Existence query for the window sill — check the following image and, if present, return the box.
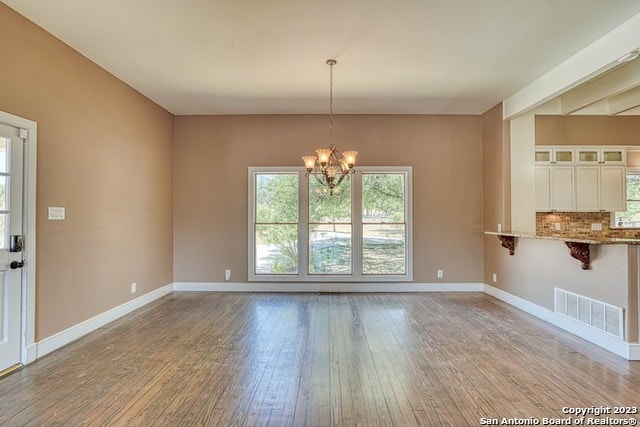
[248,275,413,283]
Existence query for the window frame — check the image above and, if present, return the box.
[248,166,413,282]
[612,167,640,229]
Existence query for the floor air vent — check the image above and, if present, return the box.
[554,288,623,339]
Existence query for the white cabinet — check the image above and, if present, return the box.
[535,148,575,165]
[575,166,626,212]
[575,166,600,211]
[600,166,626,211]
[535,166,575,212]
[535,145,627,213]
[575,147,626,165]
[535,167,551,211]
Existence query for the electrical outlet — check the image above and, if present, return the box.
[492,273,497,283]
[131,282,137,293]
[225,269,231,281]
[554,223,561,231]
[437,269,443,279]
[497,223,502,232]
[591,223,603,231]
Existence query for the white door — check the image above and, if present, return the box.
[0,122,25,372]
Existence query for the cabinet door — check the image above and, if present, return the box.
[600,166,626,211]
[535,167,552,211]
[536,148,574,164]
[563,147,625,164]
[553,148,574,164]
[551,166,575,211]
[576,148,600,164]
[575,166,600,211]
[600,148,626,165]
[535,149,553,164]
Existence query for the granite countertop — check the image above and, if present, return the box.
[483,231,640,245]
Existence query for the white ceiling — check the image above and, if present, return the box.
[4,0,640,115]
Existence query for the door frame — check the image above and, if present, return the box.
[0,110,37,365]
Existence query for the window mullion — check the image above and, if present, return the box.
[352,171,363,279]
[299,171,309,279]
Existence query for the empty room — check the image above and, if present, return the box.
[1,1,640,425]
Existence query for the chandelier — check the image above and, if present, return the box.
[302,59,358,194]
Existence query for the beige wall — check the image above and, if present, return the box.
[536,115,640,145]
[488,237,630,315]
[482,104,510,234]
[628,150,640,168]
[0,3,174,340]
[174,115,484,284]
[484,106,639,342]
[482,104,512,285]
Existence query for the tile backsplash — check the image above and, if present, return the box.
[536,212,640,238]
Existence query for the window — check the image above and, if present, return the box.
[308,177,353,275]
[362,173,407,275]
[254,173,299,274]
[249,166,412,281]
[613,171,640,228]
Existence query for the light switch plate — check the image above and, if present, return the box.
[591,223,603,231]
[48,207,65,220]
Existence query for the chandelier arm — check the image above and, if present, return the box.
[334,173,348,188]
[329,147,340,163]
[312,170,327,188]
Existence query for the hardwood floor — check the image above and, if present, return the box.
[1,292,639,426]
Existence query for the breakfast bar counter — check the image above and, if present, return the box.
[484,231,640,270]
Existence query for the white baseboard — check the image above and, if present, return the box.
[483,284,638,361]
[25,343,37,364]
[173,282,484,293]
[32,284,173,360]
[629,344,640,360]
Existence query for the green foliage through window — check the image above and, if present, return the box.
[362,174,406,275]
[255,174,298,274]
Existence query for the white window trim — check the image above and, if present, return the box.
[611,167,640,229]
[248,166,413,282]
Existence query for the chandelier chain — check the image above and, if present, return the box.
[329,60,333,149]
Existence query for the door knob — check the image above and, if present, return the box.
[10,260,24,269]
